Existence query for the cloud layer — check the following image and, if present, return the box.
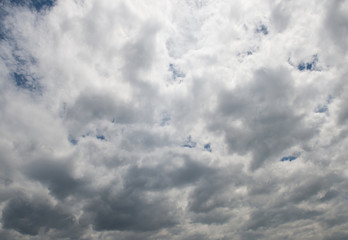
[1,0,348,239]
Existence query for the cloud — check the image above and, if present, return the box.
[81,189,177,232]
[0,0,348,239]
[1,195,80,237]
[24,158,85,199]
[124,154,214,191]
[212,67,316,170]
[325,0,348,52]
[246,205,322,231]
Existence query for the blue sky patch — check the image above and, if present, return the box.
[160,112,171,126]
[68,136,78,145]
[169,64,185,80]
[204,143,212,152]
[297,54,320,72]
[327,95,333,104]
[13,72,41,91]
[96,135,106,140]
[280,156,297,162]
[8,49,42,92]
[182,136,196,148]
[298,63,306,71]
[315,104,328,113]
[256,24,268,35]
[9,0,56,12]
[0,8,8,40]
[31,0,56,12]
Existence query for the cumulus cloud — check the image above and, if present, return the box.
[0,0,348,239]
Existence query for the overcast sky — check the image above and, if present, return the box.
[1,0,348,239]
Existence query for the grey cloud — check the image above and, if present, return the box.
[247,177,279,196]
[64,89,154,139]
[319,189,339,202]
[248,172,344,214]
[120,20,161,111]
[2,195,79,236]
[324,232,348,240]
[325,0,348,52]
[323,215,348,228]
[0,230,13,240]
[189,178,230,213]
[245,205,322,231]
[180,233,210,240]
[82,188,177,232]
[242,171,347,237]
[120,129,171,152]
[285,174,341,205]
[212,67,316,170]
[0,144,14,187]
[192,209,231,225]
[120,18,161,103]
[240,231,264,240]
[124,155,215,191]
[24,159,84,199]
[335,72,348,126]
[248,171,344,210]
[188,164,245,213]
[66,91,138,125]
[122,20,160,74]
[271,3,290,32]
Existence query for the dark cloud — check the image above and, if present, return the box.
[24,159,84,199]
[124,155,214,191]
[211,67,316,170]
[181,233,211,240]
[188,164,245,213]
[192,209,231,225]
[324,232,348,240]
[336,73,348,126]
[323,215,348,228]
[242,171,348,237]
[240,231,265,240]
[82,188,177,232]
[189,177,230,213]
[284,174,341,205]
[2,195,78,236]
[0,145,14,187]
[319,189,339,202]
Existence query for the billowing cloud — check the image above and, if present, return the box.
[1,0,348,239]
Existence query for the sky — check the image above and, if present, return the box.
[0,0,348,239]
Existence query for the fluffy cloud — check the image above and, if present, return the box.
[1,0,348,239]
